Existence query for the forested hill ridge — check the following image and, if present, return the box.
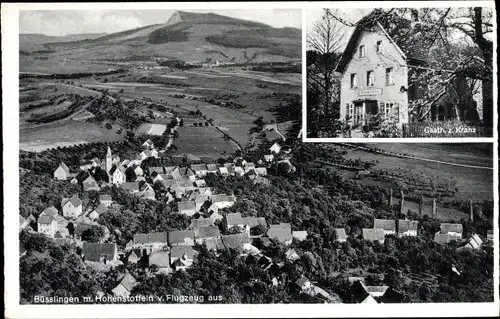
[19,10,302,63]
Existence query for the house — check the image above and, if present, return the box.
[53,162,71,180]
[398,220,418,237]
[194,226,221,245]
[336,14,413,128]
[242,216,267,233]
[61,195,83,219]
[142,139,154,149]
[458,234,483,250]
[112,273,138,297]
[133,165,144,177]
[109,166,127,185]
[149,251,173,274]
[285,248,300,262]
[190,164,208,177]
[121,159,131,168]
[243,162,256,172]
[210,211,224,223]
[263,154,274,163]
[81,242,118,264]
[206,164,218,174]
[168,230,195,246]
[170,246,195,271]
[82,175,100,191]
[218,167,230,176]
[221,233,251,255]
[204,237,225,251]
[362,228,385,243]
[487,230,493,240]
[270,142,282,154]
[140,149,158,161]
[295,276,313,292]
[211,194,236,209]
[139,183,156,200]
[153,173,170,183]
[121,182,140,193]
[133,232,168,256]
[439,223,463,239]
[226,213,244,230]
[349,280,389,303]
[172,167,196,182]
[177,201,197,216]
[373,219,396,236]
[334,228,348,242]
[125,250,140,265]
[37,215,58,237]
[40,206,58,217]
[267,223,293,246]
[194,179,206,188]
[234,166,245,176]
[254,167,268,176]
[89,203,106,220]
[149,167,165,176]
[189,217,214,230]
[292,231,308,241]
[434,232,460,244]
[99,195,112,207]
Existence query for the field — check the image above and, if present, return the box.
[341,144,493,202]
[19,120,123,152]
[173,126,239,157]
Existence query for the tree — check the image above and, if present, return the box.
[81,225,104,243]
[307,9,345,120]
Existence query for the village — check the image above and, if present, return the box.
[19,114,494,303]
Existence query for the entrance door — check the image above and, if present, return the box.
[353,102,363,126]
[365,100,379,126]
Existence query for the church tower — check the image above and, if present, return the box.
[106,146,113,182]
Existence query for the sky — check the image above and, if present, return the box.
[306,9,372,51]
[19,9,302,36]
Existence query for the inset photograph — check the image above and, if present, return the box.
[306,7,494,138]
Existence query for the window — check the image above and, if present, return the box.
[350,73,357,88]
[376,41,383,53]
[384,102,394,119]
[367,71,374,86]
[359,45,365,58]
[386,67,394,85]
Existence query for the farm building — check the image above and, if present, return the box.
[292,231,308,241]
[398,220,418,237]
[194,226,221,245]
[267,223,293,246]
[177,201,197,216]
[149,251,172,274]
[112,273,138,298]
[362,228,385,243]
[170,246,195,271]
[439,223,463,239]
[168,230,195,246]
[373,219,396,235]
[221,233,251,255]
[99,195,112,207]
[133,232,168,256]
[81,242,118,264]
[335,228,348,242]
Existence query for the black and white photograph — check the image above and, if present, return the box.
[2,2,498,318]
[305,7,495,138]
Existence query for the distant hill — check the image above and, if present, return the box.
[19,33,107,53]
[19,11,301,63]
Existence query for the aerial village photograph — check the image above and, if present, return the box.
[3,2,496,315]
[305,7,494,138]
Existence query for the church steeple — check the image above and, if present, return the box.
[106,146,113,182]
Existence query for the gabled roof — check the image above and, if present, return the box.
[212,194,235,203]
[242,216,267,228]
[133,232,168,244]
[122,182,140,192]
[440,223,463,234]
[178,201,196,211]
[206,164,218,171]
[292,231,308,241]
[335,11,408,74]
[168,230,195,246]
[295,276,310,288]
[398,220,418,232]
[38,215,55,225]
[171,246,194,259]
[56,162,70,174]
[42,206,58,216]
[110,165,126,176]
[99,194,112,202]
[82,242,116,262]
[194,226,221,239]
[204,237,225,251]
[434,232,459,244]
[93,203,107,214]
[62,195,82,208]
[118,273,137,292]
[82,175,98,186]
[221,233,251,253]
[149,251,171,268]
[226,213,243,225]
[335,228,348,241]
[362,228,385,242]
[267,224,292,244]
[374,219,396,231]
[191,164,208,172]
[189,217,214,229]
[254,167,267,176]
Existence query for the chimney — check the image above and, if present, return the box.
[469,200,474,222]
[400,190,405,215]
[432,198,437,218]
